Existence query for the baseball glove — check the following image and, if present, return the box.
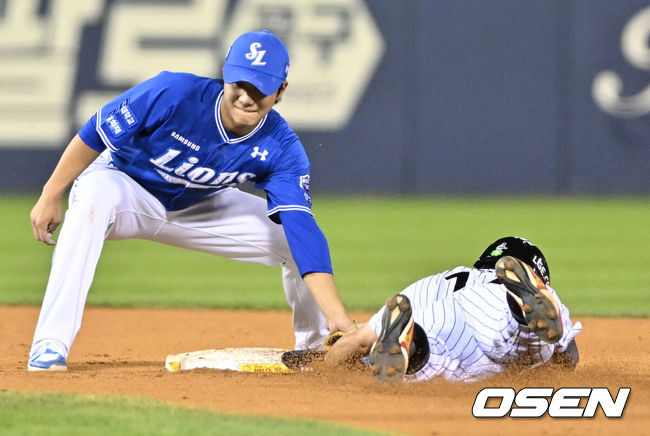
[322,320,358,350]
[323,331,345,350]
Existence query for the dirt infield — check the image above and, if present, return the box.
[2,306,648,435]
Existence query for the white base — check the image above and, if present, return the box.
[165,347,292,373]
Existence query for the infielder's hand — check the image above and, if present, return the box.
[329,316,359,337]
[27,134,100,246]
[323,320,359,350]
[30,193,63,245]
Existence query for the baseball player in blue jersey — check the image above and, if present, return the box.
[28,30,356,372]
[321,237,582,383]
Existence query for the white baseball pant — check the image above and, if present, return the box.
[31,153,329,358]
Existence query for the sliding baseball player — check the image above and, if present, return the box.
[320,237,582,383]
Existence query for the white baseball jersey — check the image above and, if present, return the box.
[368,267,582,382]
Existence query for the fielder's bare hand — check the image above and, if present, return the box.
[29,135,101,246]
[30,191,63,245]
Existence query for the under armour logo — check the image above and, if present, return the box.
[245,42,267,66]
[251,146,268,161]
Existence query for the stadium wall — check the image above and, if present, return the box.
[1,0,648,194]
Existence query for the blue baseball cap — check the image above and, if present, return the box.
[223,30,290,95]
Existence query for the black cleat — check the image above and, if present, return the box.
[496,256,563,343]
[369,294,415,384]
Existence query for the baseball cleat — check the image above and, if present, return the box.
[369,294,414,384]
[28,342,68,372]
[495,256,563,343]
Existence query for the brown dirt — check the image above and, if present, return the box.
[1,306,648,435]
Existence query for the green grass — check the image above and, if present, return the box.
[1,194,648,316]
[0,391,387,436]
[1,194,648,434]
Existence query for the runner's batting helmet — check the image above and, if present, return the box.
[474,236,550,285]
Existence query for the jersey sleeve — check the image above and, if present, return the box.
[82,71,178,153]
[78,113,105,152]
[255,138,313,223]
[279,210,333,276]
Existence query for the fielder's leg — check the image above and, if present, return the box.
[152,188,329,350]
[30,156,167,369]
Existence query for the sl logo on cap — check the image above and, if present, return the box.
[245,42,267,66]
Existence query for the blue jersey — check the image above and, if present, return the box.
[79,71,330,276]
[79,71,312,216]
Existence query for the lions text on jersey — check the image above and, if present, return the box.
[80,71,312,216]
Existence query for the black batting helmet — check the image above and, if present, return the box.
[473,236,550,285]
